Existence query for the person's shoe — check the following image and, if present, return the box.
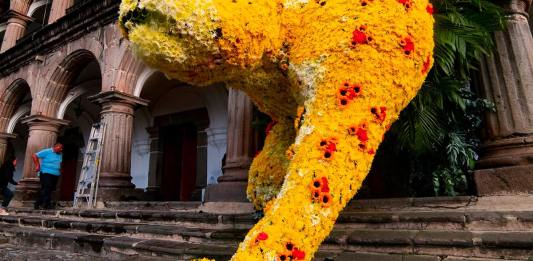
[0,208,9,216]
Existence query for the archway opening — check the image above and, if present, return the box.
[133,71,227,201]
[1,80,32,193]
[25,0,51,35]
[55,57,101,201]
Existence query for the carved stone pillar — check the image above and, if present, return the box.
[48,0,75,24]
[0,11,32,53]
[0,132,17,165]
[89,91,148,201]
[15,115,68,201]
[475,0,533,195]
[205,89,253,202]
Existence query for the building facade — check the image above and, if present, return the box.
[0,0,531,205]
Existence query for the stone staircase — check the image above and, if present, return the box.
[0,196,532,260]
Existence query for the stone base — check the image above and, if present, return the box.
[204,182,249,202]
[474,164,533,196]
[95,188,145,203]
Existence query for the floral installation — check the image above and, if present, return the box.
[119,0,434,260]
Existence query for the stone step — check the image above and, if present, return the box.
[10,208,256,227]
[102,201,202,210]
[0,222,530,260]
[0,214,247,244]
[323,229,533,260]
[10,207,533,231]
[0,224,234,260]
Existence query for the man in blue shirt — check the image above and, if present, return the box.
[32,143,63,209]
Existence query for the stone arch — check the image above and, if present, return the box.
[25,0,52,35]
[34,49,101,117]
[27,0,51,17]
[108,48,146,94]
[0,78,32,133]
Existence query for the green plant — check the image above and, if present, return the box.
[387,0,504,196]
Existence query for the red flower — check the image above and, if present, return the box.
[422,54,431,74]
[356,127,369,143]
[321,177,330,193]
[368,148,376,155]
[257,232,268,241]
[403,37,414,54]
[426,3,434,14]
[352,30,367,45]
[265,121,277,136]
[292,248,306,260]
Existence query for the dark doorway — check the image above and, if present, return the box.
[58,127,84,201]
[159,124,198,201]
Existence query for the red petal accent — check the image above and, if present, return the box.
[257,232,268,241]
[321,177,330,193]
[352,30,367,44]
[292,248,306,260]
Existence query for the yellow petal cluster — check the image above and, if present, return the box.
[119,0,434,260]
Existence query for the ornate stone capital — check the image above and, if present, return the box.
[89,90,149,107]
[503,0,532,16]
[89,90,149,116]
[21,115,69,132]
[0,132,17,140]
[5,10,33,26]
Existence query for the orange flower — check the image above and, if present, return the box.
[311,189,321,203]
[321,194,333,207]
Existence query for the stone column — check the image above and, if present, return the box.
[205,89,254,202]
[89,90,148,201]
[47,0,75,24]
[0,11,32,53]
[0,132,17,165]
[475,0,533,195]
[15,115,68,201]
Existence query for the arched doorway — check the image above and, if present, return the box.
[52,53,102,201]
[132,71,228,201]
[0,80,32,193]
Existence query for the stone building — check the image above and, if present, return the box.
[0,0,531,207]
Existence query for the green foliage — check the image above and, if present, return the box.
[388,0,504,196]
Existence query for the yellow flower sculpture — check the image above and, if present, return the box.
[119,0,434,260]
